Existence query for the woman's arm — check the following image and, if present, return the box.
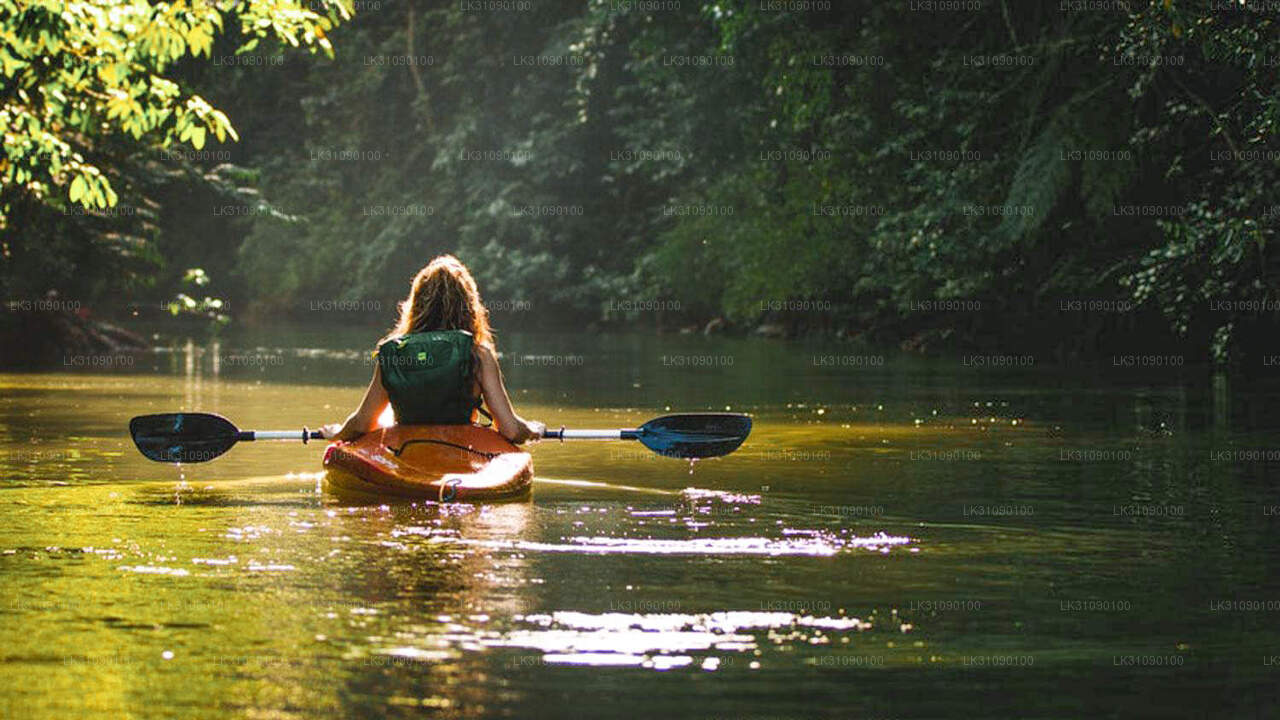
[321,363,390,441]
[476,344,544,444]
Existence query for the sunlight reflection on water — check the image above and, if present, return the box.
[436,532,911,556]
[378,610,886,672]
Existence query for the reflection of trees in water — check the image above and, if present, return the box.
[332,502,537,714]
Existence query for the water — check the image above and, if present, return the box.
[3,327,1280,718]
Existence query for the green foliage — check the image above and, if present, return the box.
[0,0,348,219]
[6,0,1277,362]
[0,0,349,313]
[1112,2,1280,360]
[167,267,229,332]
[627,1,1278,358]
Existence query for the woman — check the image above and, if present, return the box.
[321,255,544,444]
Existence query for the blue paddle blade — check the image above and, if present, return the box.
[634,413,752,459]
[129,413,241,463]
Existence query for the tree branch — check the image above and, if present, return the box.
[406,4,432,132]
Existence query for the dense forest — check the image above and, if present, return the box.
[3,0,1278,363]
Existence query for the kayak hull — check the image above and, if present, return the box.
[322,425,532,502]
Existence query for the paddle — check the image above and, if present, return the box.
[542,413,752,459]
[129,412,751,464]
[129,413,323,464]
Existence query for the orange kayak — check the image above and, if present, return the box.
[322,425,533,502]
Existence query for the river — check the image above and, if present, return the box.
[2,325,1279,718]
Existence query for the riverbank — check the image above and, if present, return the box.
[6,304,1278,375]
[0,307,148,367]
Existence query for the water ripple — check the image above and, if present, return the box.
[435,531,910,556]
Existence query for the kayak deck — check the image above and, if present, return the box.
[322,425,532,502]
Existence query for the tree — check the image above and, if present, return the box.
[0,0,350,361]
[1,0,347,218]
[0,0,349,309]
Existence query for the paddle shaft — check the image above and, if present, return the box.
[239,429,325,442]
[543,428,638,441]
[260,427,675,442]
[257,429,619,441]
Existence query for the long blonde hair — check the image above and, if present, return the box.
[383,255,493,348]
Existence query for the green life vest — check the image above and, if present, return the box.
[377,330,479,425]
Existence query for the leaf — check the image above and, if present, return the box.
[999,119,1070,243]
[69,175,86,203]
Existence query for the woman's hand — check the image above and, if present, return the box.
[504,419,545,444]
[320,423,345,440]
[525,420,546,442]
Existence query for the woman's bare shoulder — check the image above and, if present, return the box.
[474,342,499,367]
